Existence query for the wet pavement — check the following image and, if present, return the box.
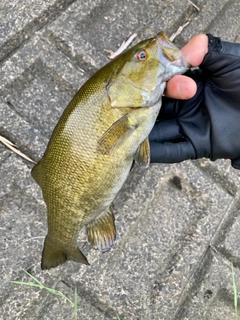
[1,0,240,319]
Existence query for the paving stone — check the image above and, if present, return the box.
[0,155,45,274]
[181,249,240,320]
[176,0,240,46]
[0,0,75,62]
[213,197,240,267]
[195,159,240,197]
[0,143,10,164]
[171,195,240,319]
[1,269,112,320]
[1,35,86,144]
[0,101,47,161]
[45,0,195,72]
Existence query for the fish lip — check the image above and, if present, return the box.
[157,31,178,49]
[156,31,189,69]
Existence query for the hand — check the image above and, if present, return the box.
[164,34,208,99]
[150,34,240,169]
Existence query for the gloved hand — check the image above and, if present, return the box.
[149,34,240,169]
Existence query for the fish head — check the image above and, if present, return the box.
[108,31,189,108]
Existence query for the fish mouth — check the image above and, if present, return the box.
[157,31,189,68]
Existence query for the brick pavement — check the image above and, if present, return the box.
[1,0,240,319]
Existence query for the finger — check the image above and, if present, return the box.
[150,141,196,163]
[181,34,208,67]
[149,120,182,142]
[164,34,208,100]
[164,75,197,99]
[232,158,240,170]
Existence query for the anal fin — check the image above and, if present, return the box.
[41,235,89,270]
[86,207,116,252]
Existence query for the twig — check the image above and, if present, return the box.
[24,236,45,242]
[170,21,190,41]
[105,33,137,59]
[188,0,200,12]
[0,135,36,164]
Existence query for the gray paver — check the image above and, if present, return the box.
[1,35,86,142]
[45,0,194,71]
[1,0,240,319]
[0,101,47,160]
[176,0,240,46]
[0,0,75,62]
[183,250,240,320]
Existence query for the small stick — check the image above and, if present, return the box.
[188,0,200,11]
[24,236,45,242]
[170,21,190,41]
[0,135,36,164]
[105,33,137,59]
[234,35,239,43]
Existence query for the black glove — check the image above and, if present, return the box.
[149,34,240,169]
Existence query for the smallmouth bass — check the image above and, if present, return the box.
[31,31,189,270]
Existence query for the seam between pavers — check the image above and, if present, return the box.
[1,0,77,63]
[55,278,123,320]
[171,246,213,320]
[42,0,201,76]
[203,0,240,33]
[173,195,240,319]
[194,161,238,197]
[43,30,100,75]
[210,195,240,264]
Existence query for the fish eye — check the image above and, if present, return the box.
[135,50,147,61]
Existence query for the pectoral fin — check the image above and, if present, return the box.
[97,114,135,154]
[41,235,89,270]
[134,137,150,169]
[86,207,116,253]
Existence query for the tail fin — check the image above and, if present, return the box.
[41,235,89,270]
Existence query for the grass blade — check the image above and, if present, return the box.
[231,263,238,320]
[9,281,42,288]
[10,269,77,316]
[74,287,78,320]
[22,269,43,286]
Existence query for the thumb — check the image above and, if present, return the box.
[164,75,197,99]
[181,34,208,67]
[164,34,208,99]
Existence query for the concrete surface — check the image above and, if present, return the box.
[1,0,240,319]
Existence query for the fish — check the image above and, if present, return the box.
[31,31,189,270]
